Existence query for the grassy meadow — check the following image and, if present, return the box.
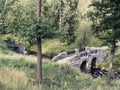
[0,41,120,90]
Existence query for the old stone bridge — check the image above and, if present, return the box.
[52,47,107,71]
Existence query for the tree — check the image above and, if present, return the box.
[0,0,57,83]
[0,0,18,35]
[52,0,79,45]
[89,0,120,84]
[36,0,42,84]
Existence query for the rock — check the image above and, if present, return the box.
[5,40,27,55]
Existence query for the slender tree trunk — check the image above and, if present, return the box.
[37,38,42,83]
[59,0,62,32]
[36,0,41,21]
[36,0,42,84]
[106,50,115,84]
[106,30,116,84]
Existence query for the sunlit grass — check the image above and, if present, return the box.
[42,39,78,57]
[0,54,120,90]
[0,41,120,90]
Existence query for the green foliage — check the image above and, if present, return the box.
[88,0,120,46]
[75,21,102,48]
[42,39,79,58]
[0,0,57,45]
[0,0,4,13]
[0,0,102,58]
[101,47,120,72]
[0,0,18,34]
[52,0,79,45]
[113,47,120,71]
[0,41,10,54]
[88,1,120,83]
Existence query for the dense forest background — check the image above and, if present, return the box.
[0,0,102,58]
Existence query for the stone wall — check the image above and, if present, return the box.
[52,47,107,70]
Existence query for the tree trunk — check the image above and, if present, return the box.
[37,38,42,83]
[106,51,115,84]
[36,0,41,21]
[36,0,42,84]
[106,31,116,84]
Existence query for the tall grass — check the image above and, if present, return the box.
[0,54,120,90]
[0,41,120,90]
[113,47,120,71]
[0,41,11,54]
[42,39,78,58]
[101,47,120,72]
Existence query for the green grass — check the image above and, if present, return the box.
[0,41,11,54]
[0,54,120,90]
[101,47,120,72]
[42,39,78,58]
[113,47,120,71]
[0,41,120,90]
[28,39,78,58]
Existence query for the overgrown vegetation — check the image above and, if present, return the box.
[0,55,120,90]
[88,0,120,84]
[0,0,101,58]
[0,41,11,54]
[0,43,120,90]
[0,0,120,88]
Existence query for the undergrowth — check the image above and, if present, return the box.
[0,41,120,90]
[0,56,120,90]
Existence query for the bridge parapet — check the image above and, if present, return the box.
[52,47,107,70]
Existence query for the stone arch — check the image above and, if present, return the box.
[80,60,87,72]
[91,57,97,68]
